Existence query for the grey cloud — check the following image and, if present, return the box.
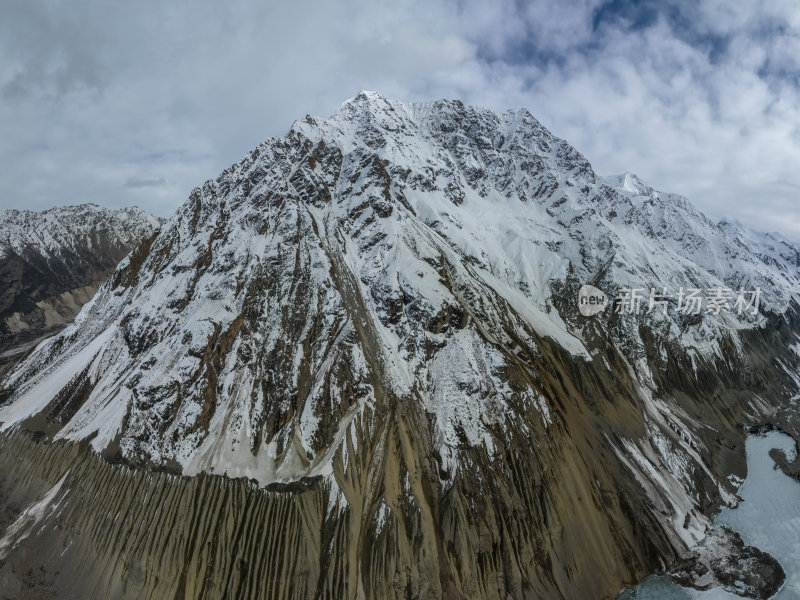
[124,177,167,188]
[0,0,108,100]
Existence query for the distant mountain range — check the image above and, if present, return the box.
[0,204,162,377]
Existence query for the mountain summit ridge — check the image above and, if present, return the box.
[2,90,797,487]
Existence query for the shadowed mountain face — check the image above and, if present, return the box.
[0,204,163,378]
[0,93,799,600]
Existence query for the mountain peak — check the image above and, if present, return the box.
[2,93,800,600]
[338,89,394,111]
[352,89,388,102]
[601,171,652,196]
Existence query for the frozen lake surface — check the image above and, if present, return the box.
[619,430,800,599]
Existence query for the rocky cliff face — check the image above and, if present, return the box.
[0,92,798,600]
[0,204,163,377]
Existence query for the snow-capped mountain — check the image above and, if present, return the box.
[718,215,800,279]
[605,171,800,292]
[0,204,162,264]
[0,204,163,375]
[0,93,798,600]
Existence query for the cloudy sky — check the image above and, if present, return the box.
[1,0,799,237]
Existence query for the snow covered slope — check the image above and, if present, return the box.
[718,216,800,280]
[1,93,799,600]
